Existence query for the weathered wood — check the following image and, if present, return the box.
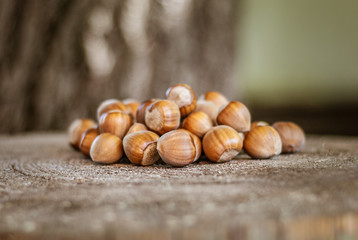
[0,134,358,239]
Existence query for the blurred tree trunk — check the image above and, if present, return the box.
[0,0,237,133]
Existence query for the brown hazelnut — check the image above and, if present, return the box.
[157,129,202,167]
[68,118,97,149]
[136,99,160,124]
[272,121,305,153]
[202,125,243,163]
[166,83,197,117]
[194,100,219,125]
[97,99,128,120]
[126,123,148,135]
[79,128,99,156]
[123,130,160,166]
[182,111,213,138]
[123,99,141,119]
[217,101,251,132]
[99,110,133,139]
[199,91,229,108]
[244,126,282,159]
[90,133,123,164]
[145,100,180,135]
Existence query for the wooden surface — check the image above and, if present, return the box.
[1,133,358,240]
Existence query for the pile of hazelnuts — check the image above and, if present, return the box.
[68,84,305,167]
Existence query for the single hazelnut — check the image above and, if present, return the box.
[166,83,197,117]
[194,100,219,125]
[157,129,202,167]
[145,100,180,135]
[99,110,133,139]
[123,99,141,119]
[216,101,251,132]
[123,130,160,166]
[199,91,229,108]
[272,121,305,153]
[244,126,282,159]
[79,128,100,156]
[97,99,128,120]
[90,133,123,164]
[136,99,160,124]
[126,123,148,135]
[182,111,213,138]
[68,118,97,149]
[202,125,243,163]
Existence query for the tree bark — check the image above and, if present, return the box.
[0,0,237,133]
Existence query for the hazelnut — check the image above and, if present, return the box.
[90,133,123,164]
[123,130,160,166]
[123,99,140,119]
[79,128,100,156]
[97,99,128,120]
[199,91,229,108]
[145,100,180,135]
[99,110,133,139]
[272,121,305,153]
[68,118,97,149]
[126,123,148,135]
[182,111,213,138]
[136,99,160,124]
[244,126,282,159]
[194,100,219,125]
[166,83,197,117]
[217,101,251,132]
[202,125,243,163]
[157,129,202,167]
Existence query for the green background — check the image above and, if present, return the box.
[239,0,358,107]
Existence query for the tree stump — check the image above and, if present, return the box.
[1,133,358,239]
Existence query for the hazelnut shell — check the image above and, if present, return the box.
[123,130,160,166]
[202,125,243,162]
[272,121,305,153]
[244,126,282,159]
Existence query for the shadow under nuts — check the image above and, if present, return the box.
[90,133,123,164]
[123,130,160,166]
[203,125,243,163]
[244,126,282,159]
[217,101,251,132]
[157,129,202,167]
[166,83,197,117]
[272,121,305,153]
[145,100,180,135]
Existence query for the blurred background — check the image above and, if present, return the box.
[0,0,357,134]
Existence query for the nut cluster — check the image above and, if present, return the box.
[68,83,306,167]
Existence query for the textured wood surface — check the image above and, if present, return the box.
[1,133,358,240]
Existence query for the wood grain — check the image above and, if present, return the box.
[0,133,358,239]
